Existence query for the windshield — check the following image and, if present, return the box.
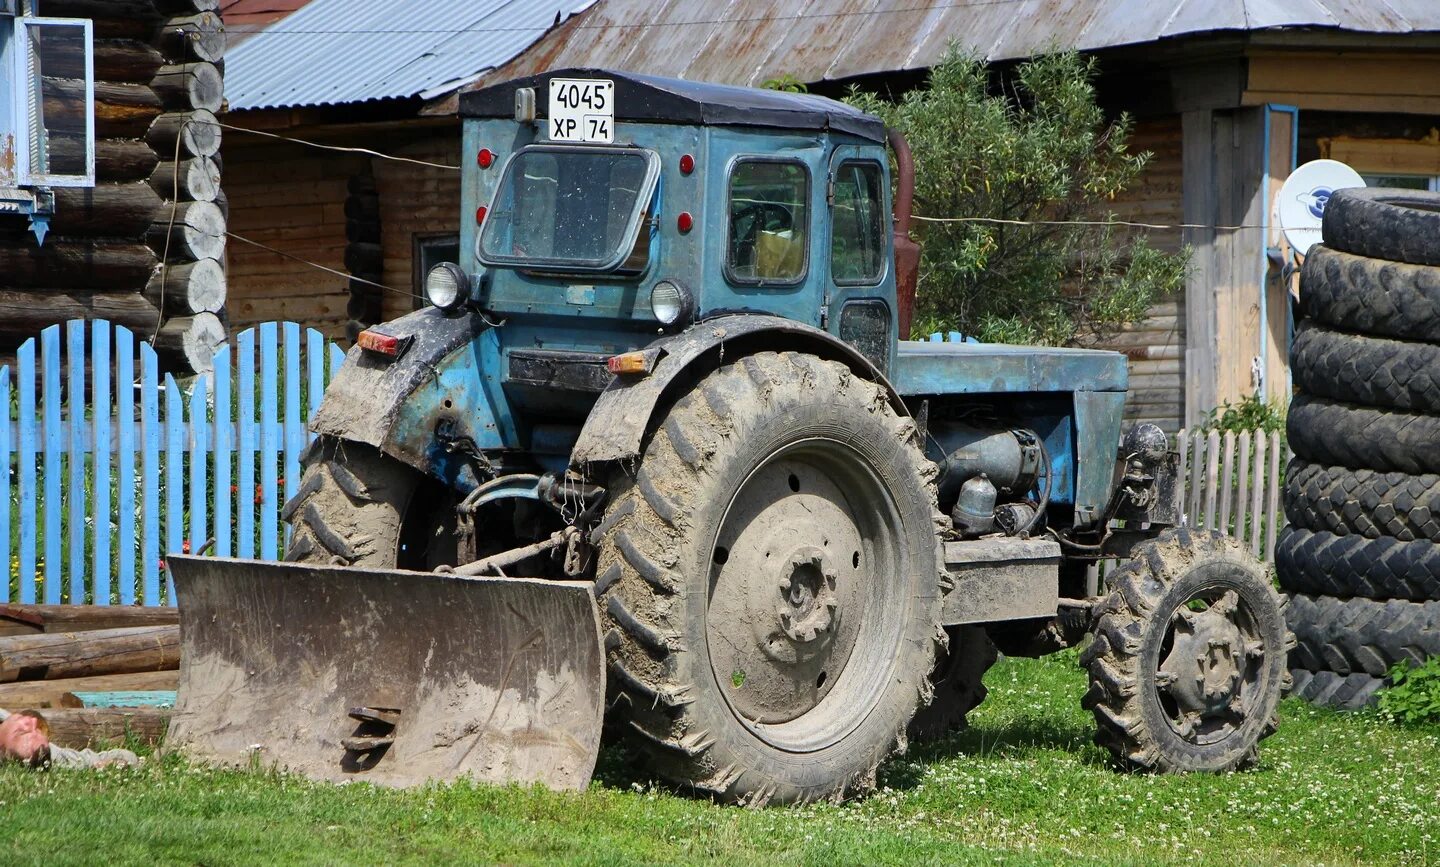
[478,146,659,272]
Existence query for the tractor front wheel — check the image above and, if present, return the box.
[595,352,946,805]
[1081,529,1293,772]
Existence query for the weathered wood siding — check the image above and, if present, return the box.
[373,136,463,322]
[224,144,362,341]
[1096,115,1186,432]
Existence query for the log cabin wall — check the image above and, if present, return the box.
[224,141,361,341]
[0,0,229,374]
[373,135,462,323]
[1094,115,1187,434]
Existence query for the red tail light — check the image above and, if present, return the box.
[358,330,401,356]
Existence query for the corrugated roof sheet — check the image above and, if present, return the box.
[221,0,315,47]
[225,0,595,111]
[464,0,1440,93]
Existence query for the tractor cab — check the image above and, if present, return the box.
[454,69,903,375]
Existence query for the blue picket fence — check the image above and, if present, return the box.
[2,319,346,607]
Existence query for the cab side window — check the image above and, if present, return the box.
[726,160,809,285]
[830,161,885,285]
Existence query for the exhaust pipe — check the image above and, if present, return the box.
[888,128,920,340]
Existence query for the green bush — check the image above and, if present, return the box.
[1379,657,1440,727]
[847,48,1188,344]
[1198,393,1288,436]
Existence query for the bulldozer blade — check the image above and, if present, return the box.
[165,555,605,790]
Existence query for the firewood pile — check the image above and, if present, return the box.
[0,605,178,748]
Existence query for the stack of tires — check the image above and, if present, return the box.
[1278,187,1440,710]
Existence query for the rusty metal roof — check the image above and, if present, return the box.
[225,0,596,111]
[460,0,1440,93]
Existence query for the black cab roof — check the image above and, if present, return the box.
[459,68,886,143]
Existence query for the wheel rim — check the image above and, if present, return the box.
[1152,581,1268,746]
[705,438,909,752]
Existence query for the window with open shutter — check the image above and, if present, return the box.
[12,16,94,187]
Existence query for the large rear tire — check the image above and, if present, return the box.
[594,351,945,805]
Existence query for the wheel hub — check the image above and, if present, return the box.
[777,547,838,645]
[1158,590,1258,738]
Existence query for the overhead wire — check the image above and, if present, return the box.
[225,232,421,301]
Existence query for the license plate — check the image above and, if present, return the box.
[548,78,614,144]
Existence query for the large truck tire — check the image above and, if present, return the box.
[282,438,423,567]
[1081,529,1291,773]
[594,351,946,805]
[1287,669,1385,711]
[1287,594,1440,678]
[1284,459,1440,543]
[908,625,997,742]
[1288,394,1440,476]
[1290,321,1440,413]
[1321,187,1440,267]
[1300,246,1440,343]
[1274,526,1440,602]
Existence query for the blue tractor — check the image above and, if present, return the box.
[168,70,1292,805]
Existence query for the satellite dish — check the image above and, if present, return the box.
[1277,159,1366,254]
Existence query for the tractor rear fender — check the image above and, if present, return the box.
[309,307,508,488]
[570,314,907,468]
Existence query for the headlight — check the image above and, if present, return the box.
[649,280,693,328]
[425,263,469,311]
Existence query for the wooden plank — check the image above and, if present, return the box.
[140,344,161,606]
[188,375,208,559]
[18,339,36,604]
[214,345,232,558]
[283,321,301,519]
[1174,428,1189,526]
[164,375,183,605]
[1235,432,1252,548]
[307,328,324,440]
[93,323,112,606]
[0,670,178,709]
[1218,431,1236,537]
[260,322,279,560]
[1203,431,1221,532]
[0,365,8,604]
[116,328,137,606]
[41,707,169,749]
[1187,432,1205,527]
[61,690,176,709]
[66,321,88,602]
[42,326,61,606]
[238,329,256,559]
[0,604,178,632]
[1182,109,1217,426]
[0,625,179,682]
[1265,431,1282,563]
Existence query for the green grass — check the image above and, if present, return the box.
[2,653,1436,866]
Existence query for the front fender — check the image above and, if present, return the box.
[570,314,907,468]
[309,308,513,486]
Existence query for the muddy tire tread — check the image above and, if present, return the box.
[1274,526,1440,601]
[1287,593,1440,677]
[1290,321,1440,412]
[282,438,415,567]
[1287,669,1385,711]
[1300,245,1440,342]
[1284,459,1440,543]
[1287,394,1440,475]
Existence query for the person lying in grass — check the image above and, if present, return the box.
[0,708,140,769]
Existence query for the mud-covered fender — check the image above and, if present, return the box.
[309,308,512,486]
[570,314,908,467]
